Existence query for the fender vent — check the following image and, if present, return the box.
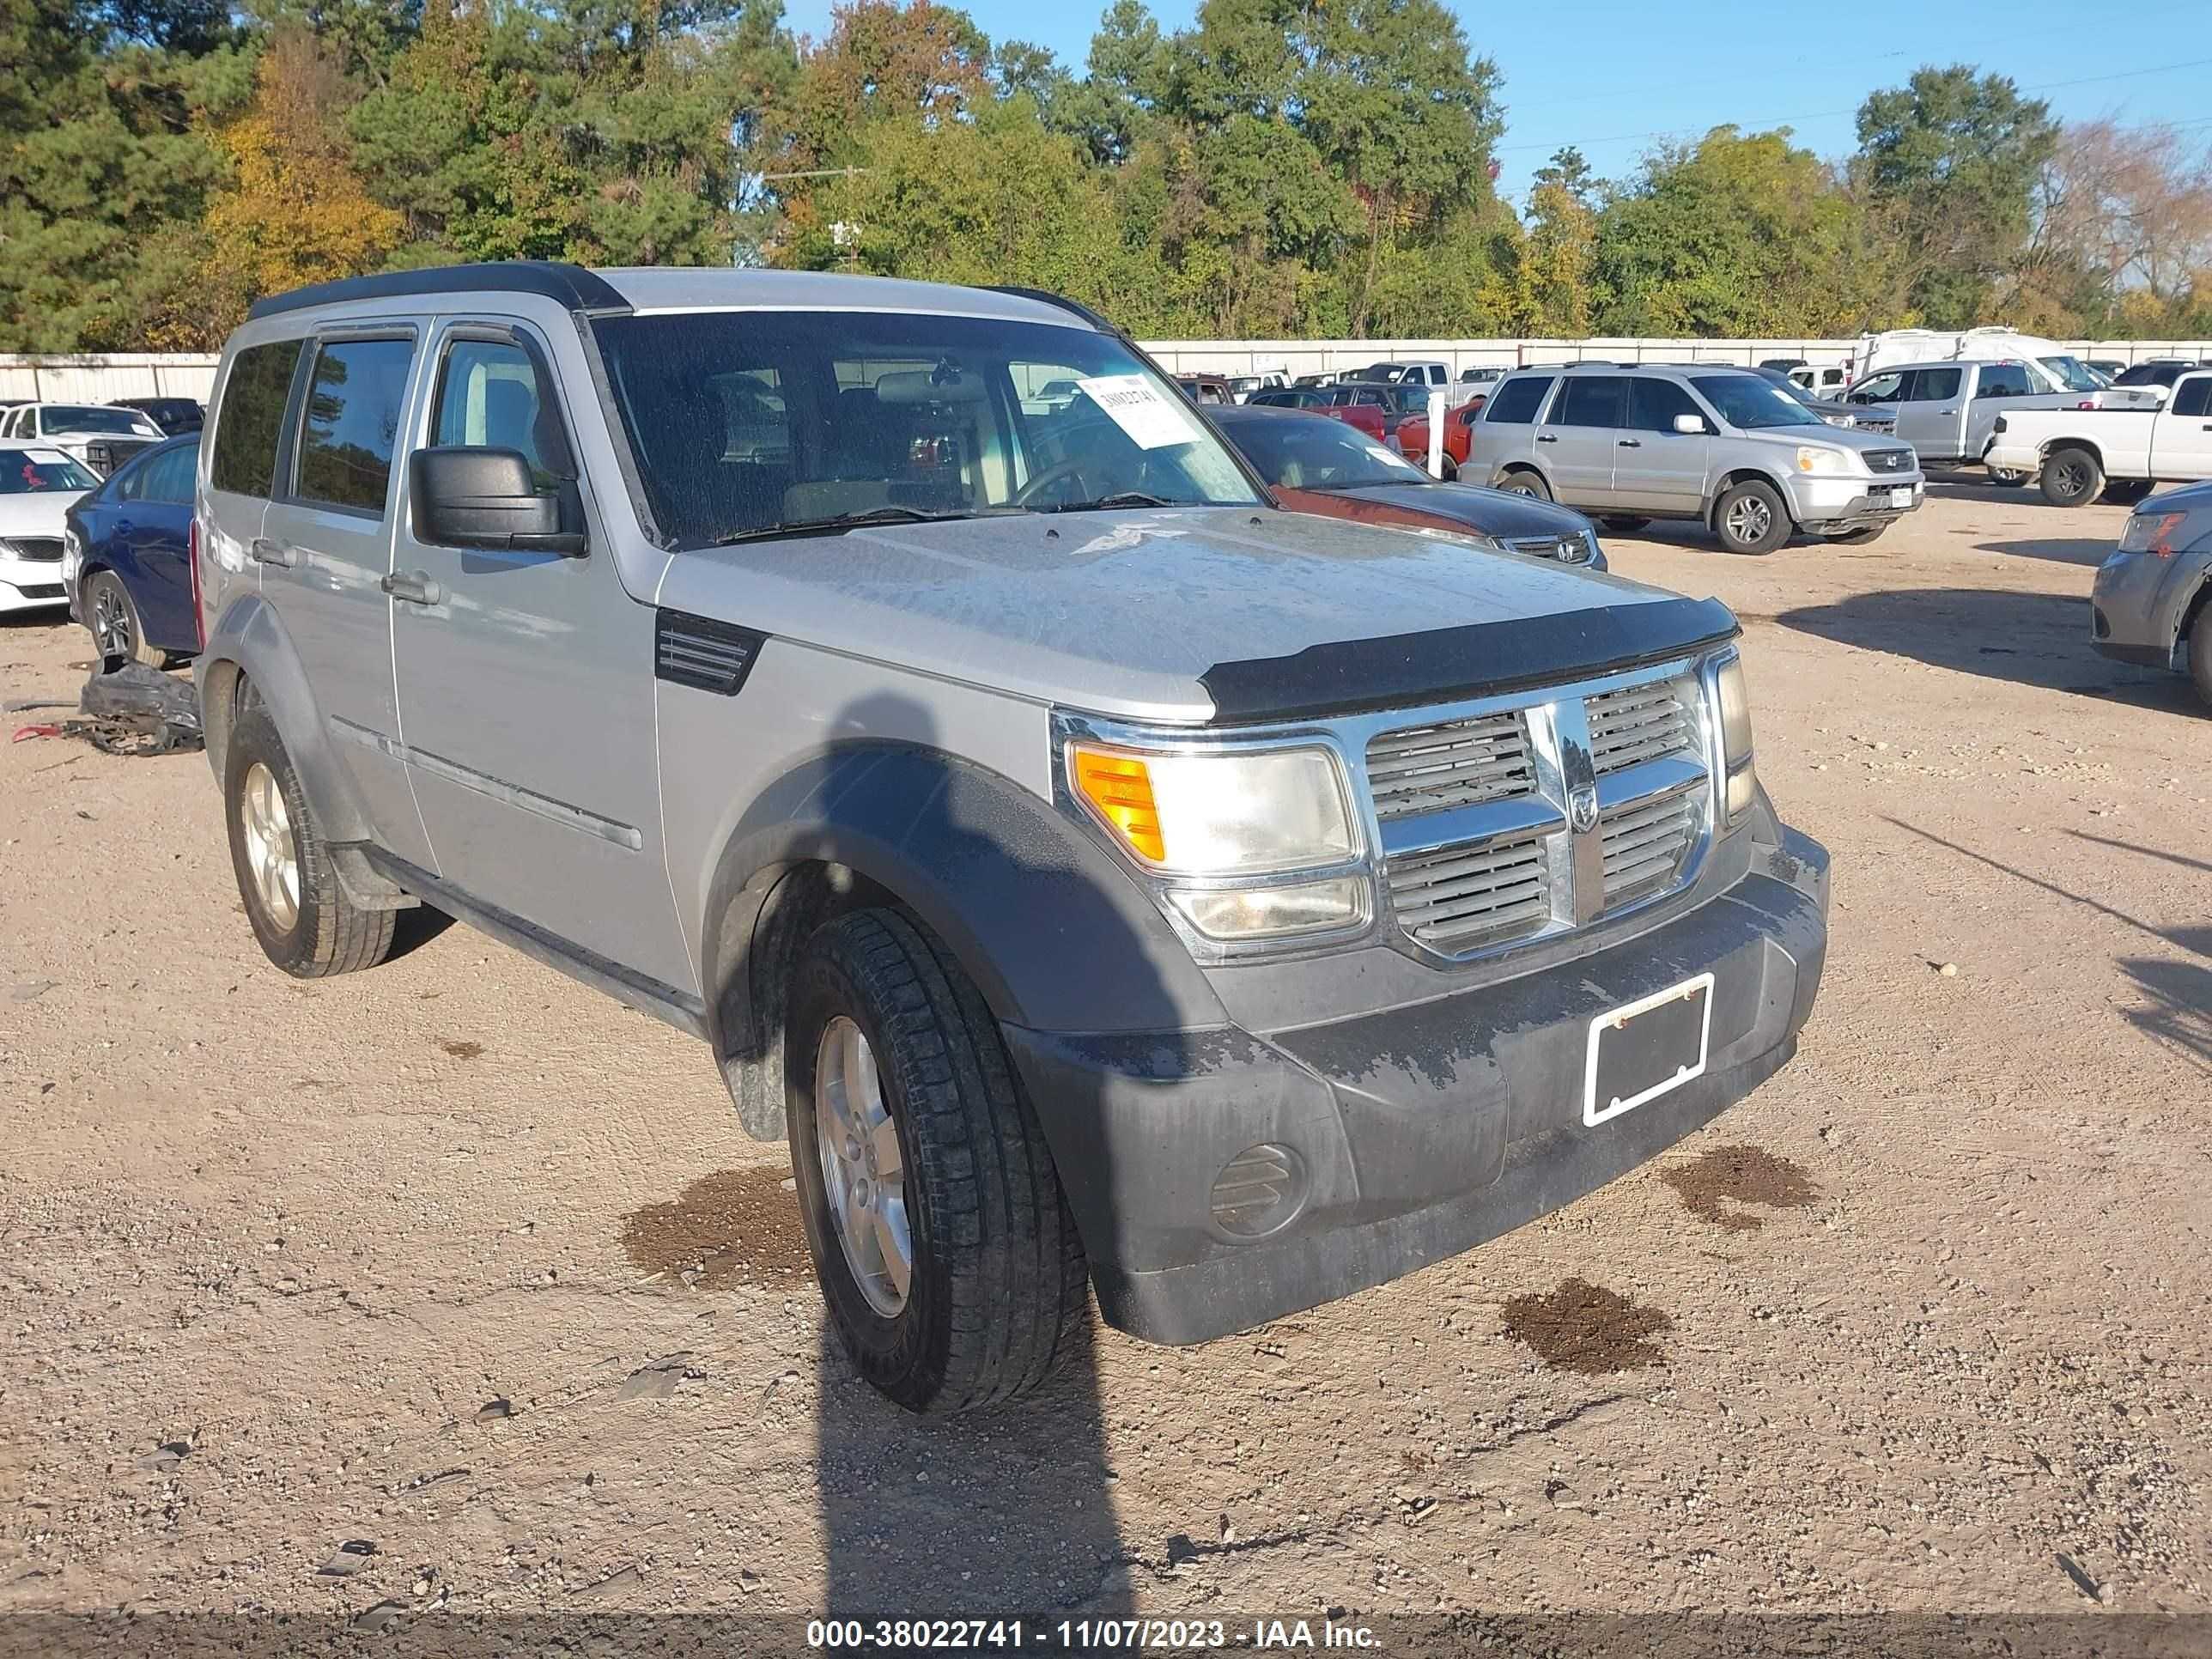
[656,610,766,696]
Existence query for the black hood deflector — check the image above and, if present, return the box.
[1200,595,1740,724]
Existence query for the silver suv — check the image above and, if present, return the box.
[1468,364,1926,552]
[192,264,1830,1413]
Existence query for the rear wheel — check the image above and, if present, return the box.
[223,692,396,977]
[1600,515,1651,532]
[1984,467,2028,488]
[2190,614,2212,708]
[2040,447,2104,507]
[1498,469,1552,501]
[1713,480,1791,554]
[83,570,163,668]
[1439,457,1458,482]
[2106,479,2154,506]
[787,908,1087,1413]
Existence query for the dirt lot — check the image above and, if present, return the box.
[2,486,2208,1644]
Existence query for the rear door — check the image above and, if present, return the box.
[388,317,693,995]
[1961,362,2038,459]
[2149,374,2212,479]
[1538,374,1626,507]
[1614,378,1711,514]
[1468,374,1553,482]
[122,441,200,650]
[257,325,437,871]
[1893,366,1965,462]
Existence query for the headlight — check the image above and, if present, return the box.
[1795,445,1852,473]
[1069,743,1356,874]
[1713,652,1755,821]
[2118,512,2188,556]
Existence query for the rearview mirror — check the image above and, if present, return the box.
[410,447,584,556]
[1673,413,1709,435]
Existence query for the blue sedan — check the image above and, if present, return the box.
[64,434,199,665]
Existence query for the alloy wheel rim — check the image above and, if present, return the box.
[1726,495,1772,544]
[2057,462,2087,496]
[814,1016,912,1317]
[240,761,301,932]
[92,585,131,658]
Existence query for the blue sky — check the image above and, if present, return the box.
[777,0,2212,203]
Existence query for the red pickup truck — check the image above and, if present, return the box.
[1391,393,1487,480]
[1249,384,1389,441]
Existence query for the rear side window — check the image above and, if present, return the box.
[1484,376,1554,423]
[295,337,416,514]
[1554,376,1627,428]
[144,443,197,504]
[2172,377,2212,418]
[1908,367,1962,402]
[210,340,302,497]
[1975,364,2033,398]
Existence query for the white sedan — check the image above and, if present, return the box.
[0,447,97,616]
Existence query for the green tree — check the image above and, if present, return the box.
[1852,64,2058,327]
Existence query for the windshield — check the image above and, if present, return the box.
[1691,375,1825,430]
[2039,356,2105,392]
[44,405,151,435]
[1223,414,1430,489]
[1,449,98,493]
[593,311,1259,546]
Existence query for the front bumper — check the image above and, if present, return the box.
[1004,829,1830,1345]
[0,565,70,614]
[1790,473,1923,533]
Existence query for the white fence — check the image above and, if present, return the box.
[9,337,2212,404]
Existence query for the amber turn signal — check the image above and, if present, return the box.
[1072,748,1165,863]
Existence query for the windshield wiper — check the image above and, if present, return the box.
[1040,490,1177,513]
[712,505,986,546]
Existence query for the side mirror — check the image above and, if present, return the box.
[411,447,584,556]
[1673,413,1709,435]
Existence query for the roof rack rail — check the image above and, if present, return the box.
[246,260,630,322]
[981,285,1117,334]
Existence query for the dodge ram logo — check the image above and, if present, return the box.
[1568,784,1600,835]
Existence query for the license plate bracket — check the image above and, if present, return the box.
[1583,972,1715,1127]
[1885,485,1913,508]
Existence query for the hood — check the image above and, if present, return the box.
[0,489,83,537]
[1304,481,1592,540]
[658,504,1731,725]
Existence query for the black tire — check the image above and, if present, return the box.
[1828,526,1888,545]
[787,908,1087,1413]
[1712,479,1792,554]
[223,690,397,977]
[1600,515,1651,532]
[1984,467,2028,488]
[1498,469,1552,501]
[2106,479,2154,506]
[1439,458,1458,482]
[83,569,163,668]
[2040,447,2104,507]
[2190,614,2212,709]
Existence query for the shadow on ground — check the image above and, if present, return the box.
[1774,587,2202,708]
[1972,535,2120,568]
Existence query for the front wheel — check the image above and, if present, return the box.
[1984,468,2028,488]
[1713,480,1792,554]
[787,909,1087,1413]
[2040,447,2104,507]
[2190,617,2212,708]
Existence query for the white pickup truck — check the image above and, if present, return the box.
[1984,368,2212,506]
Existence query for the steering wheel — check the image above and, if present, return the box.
[1011,459,1090,508]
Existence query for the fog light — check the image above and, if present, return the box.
[1167,876,1366,941]
[1209,1143,1306,1239]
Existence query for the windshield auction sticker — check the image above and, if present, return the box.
[1076,374,1205,449]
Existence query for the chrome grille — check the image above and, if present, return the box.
[1366,712,1531,821]
[1385,832,1550,952]
[1504,533,1590,564]
[1601,783,1700,907]
[1585,678,1694,775]
[1863,448,1913,474]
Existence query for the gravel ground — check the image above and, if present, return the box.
[1,486,2207,1644]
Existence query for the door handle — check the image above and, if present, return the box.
[249,537,295,568]
[1936,408,1956,416]
[381,569,443,606]
[1617,438,1642,447]
[1535,434,1559,444]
